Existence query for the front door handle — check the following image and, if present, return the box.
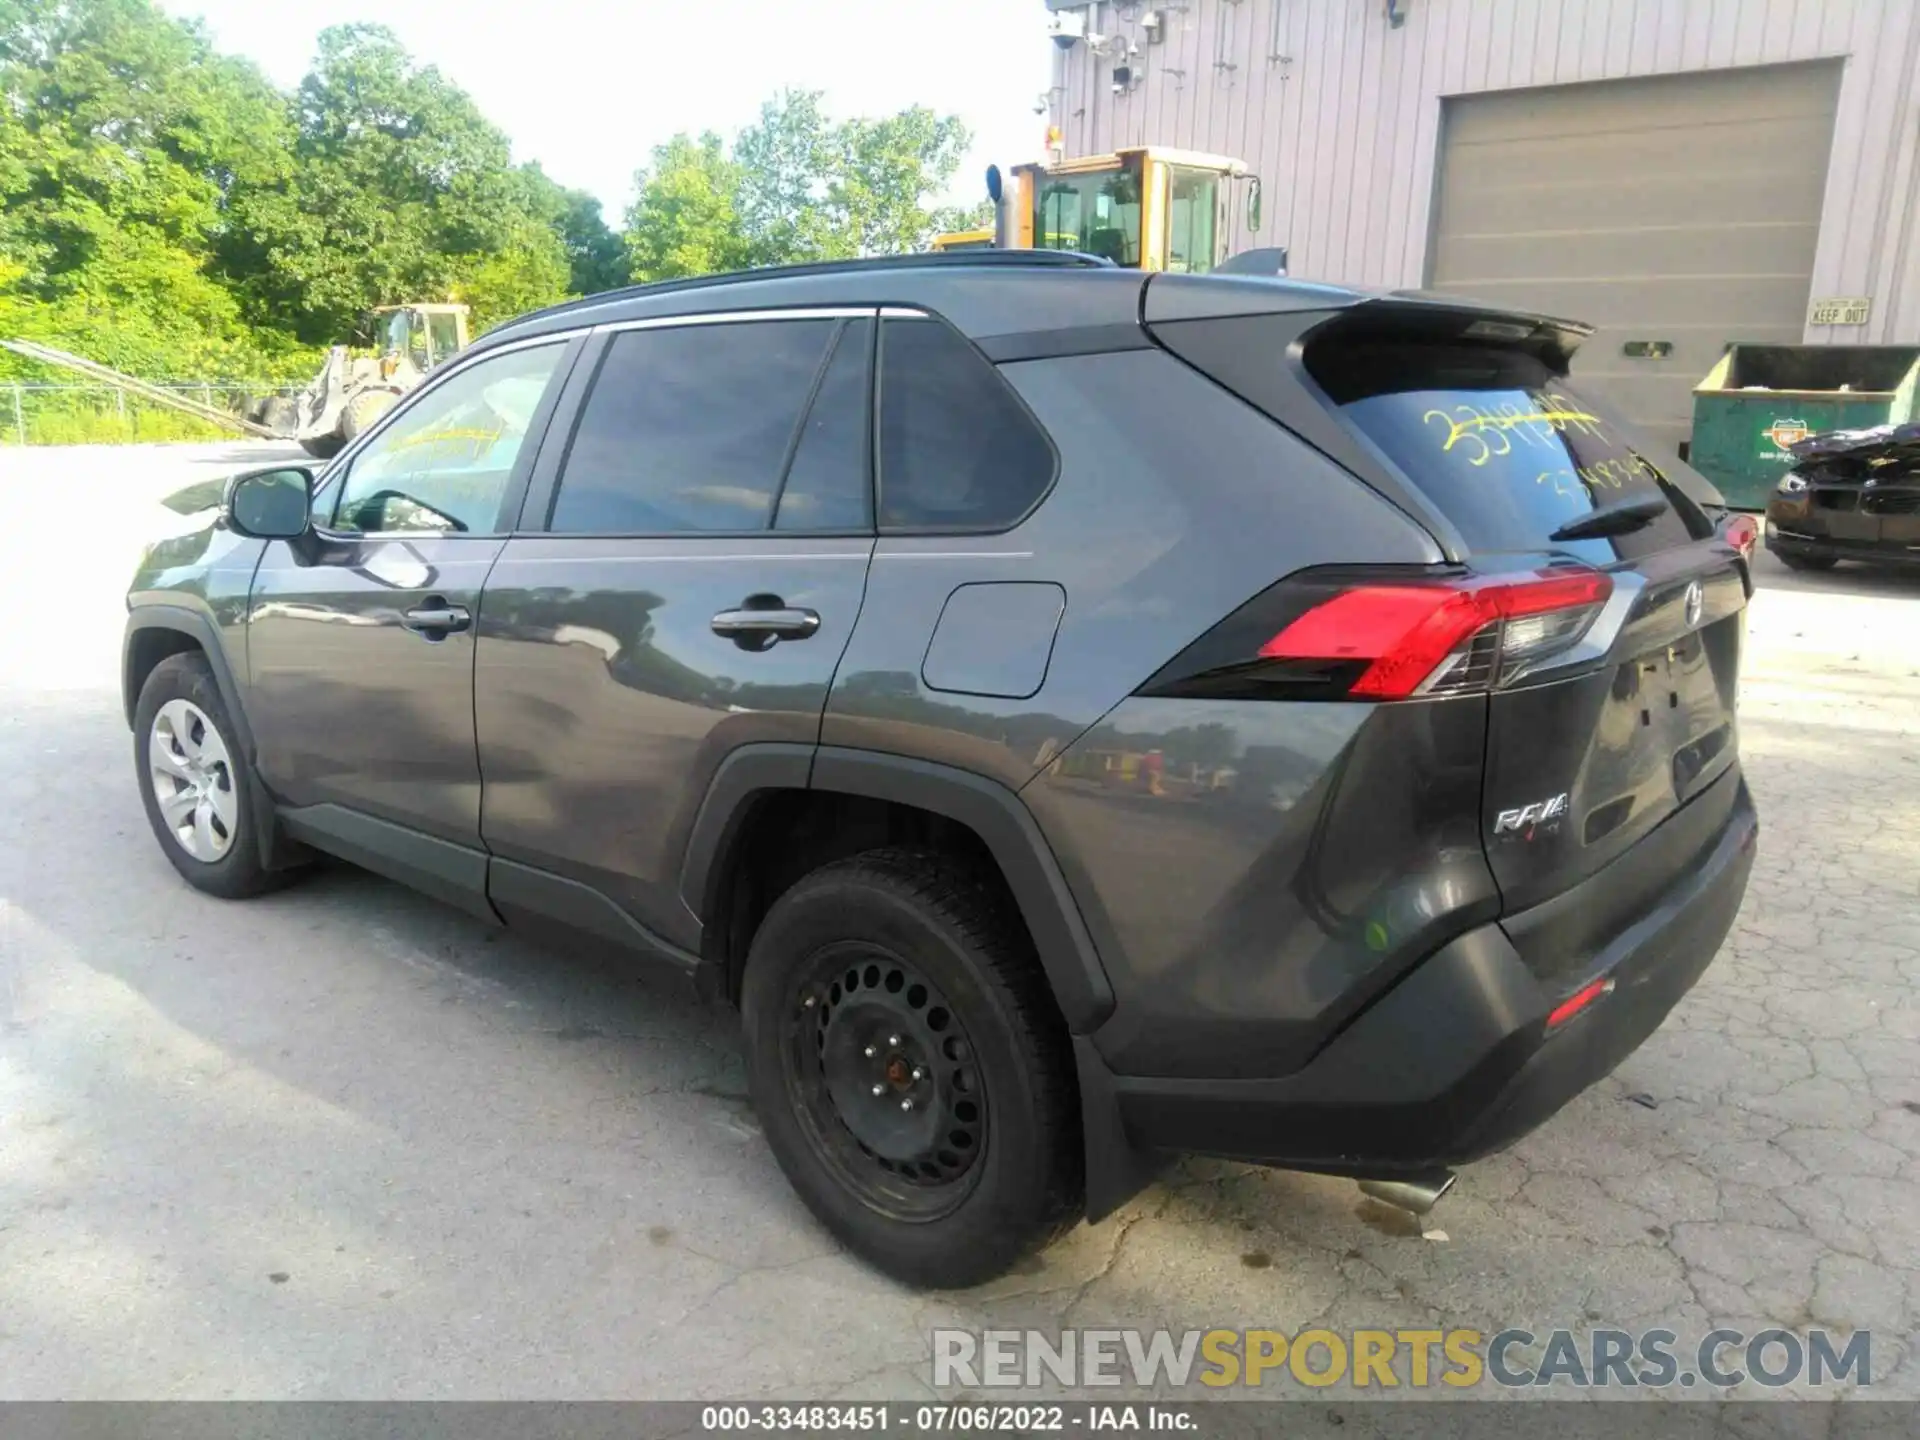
[402,599,471,638]
[711,599,820,650]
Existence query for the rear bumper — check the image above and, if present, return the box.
[1102,778,1757,1176]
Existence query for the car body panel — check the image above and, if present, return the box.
[1024,694,1499,1080]
[246,534,504,845]
[822,347,1445,791]
[125,505,267,713]
[472,534,874,950]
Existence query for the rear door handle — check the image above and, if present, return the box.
[711,602,820,649]
[402,600,471,638]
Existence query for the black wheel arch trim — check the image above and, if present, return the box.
[125,604,302,871]
[675,742,819,943]
[124,605,250,745]
[679,745,1117,1033]
[805,748,1116,1034]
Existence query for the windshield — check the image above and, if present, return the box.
[381,310,411,357]
[1032,165,1140,264]
[1312,339,1713,562]
[1165,166,1220,274]
[426,311,462,366]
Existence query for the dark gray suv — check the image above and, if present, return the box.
[125,253,1758,1287]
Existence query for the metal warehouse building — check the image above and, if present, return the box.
[1042,0,1920,455]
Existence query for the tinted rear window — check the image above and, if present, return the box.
[551,320,834,534]
[877,316,1056,531]
[1310,339,1708,562]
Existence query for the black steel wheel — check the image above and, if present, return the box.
[783,942,987,1220]
[742,848,1082,1288]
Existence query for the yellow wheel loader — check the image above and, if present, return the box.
[949,147,1282,275]
[6,301,471,453]
[273,302,471,459]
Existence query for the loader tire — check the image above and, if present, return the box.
[299,432,345,460]
[259,396,298,434]
[340,389,398,443]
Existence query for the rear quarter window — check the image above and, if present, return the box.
[1309,338,1711,563]
[877,316,1057,532]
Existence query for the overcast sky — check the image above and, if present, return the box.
[159,0,1058,219]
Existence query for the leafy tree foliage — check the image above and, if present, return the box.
[0,0,306,376]
[1,2,978,398]
[222,23,574,340]
[627,91,979,280]
[624,133,756,282]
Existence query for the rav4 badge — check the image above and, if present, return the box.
[1494,793,1570,836]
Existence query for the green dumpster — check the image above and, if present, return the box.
[1689,345,1920,509]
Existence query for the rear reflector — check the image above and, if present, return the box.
[1260,569,1613,699]
[1546,975,1615,1030]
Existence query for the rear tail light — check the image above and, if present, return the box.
[1259,569,1612,699]
[1141,567,1613,703]
[1723,513,1758,560]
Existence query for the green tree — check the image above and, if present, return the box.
[733,89,836,263]
[623,93,979,280]
[227,24,570,340]
[623,132,754,283]
[519,163,628,295]
[0,0,307,378]
[828,106,974,256]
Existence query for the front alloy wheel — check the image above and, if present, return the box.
[149,698,238,861]
[133,650,293,899]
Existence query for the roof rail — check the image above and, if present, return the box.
[491,250,1117,333]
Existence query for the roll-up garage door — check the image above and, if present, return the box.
[1429,61,1842,458]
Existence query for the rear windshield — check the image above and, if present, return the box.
[1309,339,1710,562]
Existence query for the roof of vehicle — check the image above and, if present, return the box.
[470,253,1593,365]
[471,253,1377,357]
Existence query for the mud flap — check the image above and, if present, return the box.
[1075,1036,1169,1222]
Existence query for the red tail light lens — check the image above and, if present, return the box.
[1546,975,1615,1030]
[1259,569,1613,699]
[1724,514,1758,560]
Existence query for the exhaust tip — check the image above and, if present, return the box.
[1356,1170,1457,1217]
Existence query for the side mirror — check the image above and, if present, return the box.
[1247,176,1264,233]
[225,466,314,540]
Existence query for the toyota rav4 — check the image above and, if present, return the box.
[125,253,1758,1287]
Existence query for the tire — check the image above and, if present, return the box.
[299,431,344,460]
[340,388,397,443]
[741,847,1082,1288]
[1778,551,1838,572]
[133,652,292,900]
[259,395,299,435]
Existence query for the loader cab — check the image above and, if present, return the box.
[1011,148,1259,272]
[371,303,471,374]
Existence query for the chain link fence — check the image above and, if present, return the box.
[2,381,301,445]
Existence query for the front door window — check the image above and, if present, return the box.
[333,342,565,535]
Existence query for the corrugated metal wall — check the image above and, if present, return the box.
[1050,0,1920,343]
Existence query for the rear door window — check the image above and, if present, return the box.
[550,319,836,534]
[877,316,1056,532]
[1309,339,1710,563]
[775,318,872,532]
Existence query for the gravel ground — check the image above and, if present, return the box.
[1,443,1915,1403]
